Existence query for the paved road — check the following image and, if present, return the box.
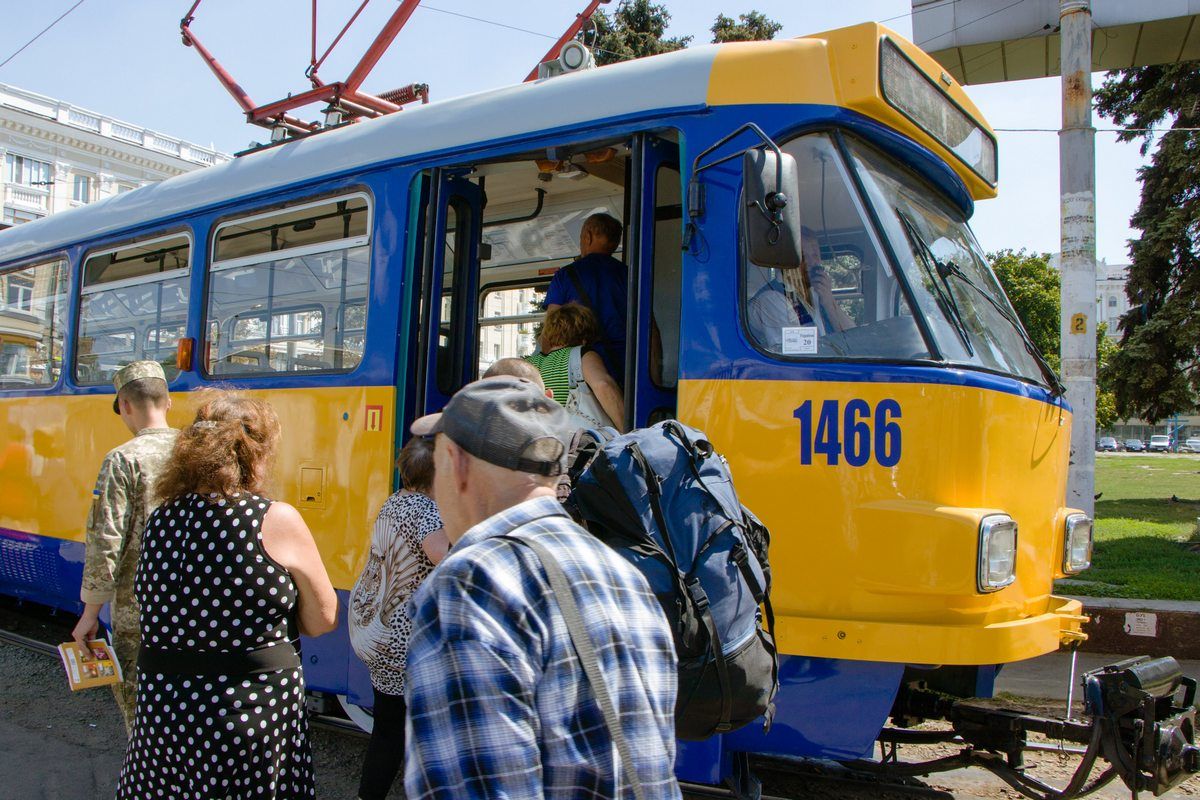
[3,637,1198,799]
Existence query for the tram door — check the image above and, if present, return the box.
[418,172,484,417]
[629,133,683,428]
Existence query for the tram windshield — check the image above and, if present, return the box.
[846,138,1048,386]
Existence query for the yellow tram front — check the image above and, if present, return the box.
[669,23,1098,777]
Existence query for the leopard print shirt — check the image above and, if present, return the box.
[348,490,442,695]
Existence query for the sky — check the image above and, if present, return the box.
[0,0,1155,265]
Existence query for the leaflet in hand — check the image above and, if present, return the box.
[58,639,123,691]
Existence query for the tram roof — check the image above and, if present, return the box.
[0,23,993,266]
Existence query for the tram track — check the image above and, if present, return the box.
[0,624,58,657]
[0,602,979,799]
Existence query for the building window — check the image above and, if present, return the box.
[77,233,191,385]
[73,175,92,203]
[0,259,68,387]
[5,274,33,311]
[1,207,43,226]
[1108,296,1117,308]
[206,193,371,376]
[116,183,135,194]
[4,153,51,187]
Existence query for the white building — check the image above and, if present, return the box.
[0,81,229,230]
[1048,254,1130,340]
[1095,259,1132,339]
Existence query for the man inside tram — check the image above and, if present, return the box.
[542,212,627,384]
[746,226,856,350]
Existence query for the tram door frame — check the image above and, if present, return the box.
[628,132,683,428]
[415,169,484,419]
[414,130,683,432]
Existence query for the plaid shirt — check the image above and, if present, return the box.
[404,496,680,800]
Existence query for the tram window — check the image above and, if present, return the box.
[476,284,546,375]
[0,258,67,387]
[213,196,369,263]
[206,194,371,376]
[741,133,929,361]
[77,233,191,385]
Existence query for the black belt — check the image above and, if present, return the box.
[138,640,301,676]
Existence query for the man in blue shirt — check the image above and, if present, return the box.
[544,213,628,383]
[405,377,679,800]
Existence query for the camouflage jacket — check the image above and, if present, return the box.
[80,427,179,611]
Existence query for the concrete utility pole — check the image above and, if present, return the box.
[1060,0,1097,518]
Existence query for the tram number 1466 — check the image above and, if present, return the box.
[793,399,902,467]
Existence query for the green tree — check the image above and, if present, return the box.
[592,0,692,66]
[988,249,1060,371]
[1096,324,1119,430]
[711,11,782,43]
[987,249,1119,428]
[1094,63,1200,423]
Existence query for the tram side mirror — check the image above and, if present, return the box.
[743,148,802,268]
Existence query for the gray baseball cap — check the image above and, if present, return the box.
[411,376,569,476]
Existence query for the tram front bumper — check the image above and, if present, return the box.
[776,595,1089,666]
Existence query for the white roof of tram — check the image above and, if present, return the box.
[0,44,720,265]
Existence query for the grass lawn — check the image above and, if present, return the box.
[1060,455,1200,601]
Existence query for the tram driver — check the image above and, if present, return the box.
[746,227,856,351]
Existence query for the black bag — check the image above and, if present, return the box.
[569,420,778,740]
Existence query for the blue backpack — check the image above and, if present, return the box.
[567,421,778,740]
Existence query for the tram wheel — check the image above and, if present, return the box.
[337,694,374,733]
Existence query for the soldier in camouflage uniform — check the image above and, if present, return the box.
[71,360,178,733]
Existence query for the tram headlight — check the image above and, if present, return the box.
[1063,514,1093,574]
[977,514,1017,592]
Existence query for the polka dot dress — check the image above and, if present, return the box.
[115,493,316,800]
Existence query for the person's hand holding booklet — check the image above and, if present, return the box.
[58,638,123,692]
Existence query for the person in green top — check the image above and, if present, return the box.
[525,303,625,432]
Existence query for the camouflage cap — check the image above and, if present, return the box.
[112,360,168,414]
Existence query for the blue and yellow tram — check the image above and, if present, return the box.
[0,22,1099,788]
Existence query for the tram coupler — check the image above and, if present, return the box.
[881,656,1198,798]
[1082,656,1198,796]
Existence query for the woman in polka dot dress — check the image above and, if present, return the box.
[116,391,338,800]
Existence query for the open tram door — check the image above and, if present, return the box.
[415,170,485,418]
[627,132,683,429]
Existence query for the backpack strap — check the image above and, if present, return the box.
[506,534,649,800]
[685,575,734,733]
[567,345,584,390]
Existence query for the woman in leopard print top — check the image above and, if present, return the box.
[349,435,447,800]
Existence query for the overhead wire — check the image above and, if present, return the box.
[0,0,90,71]
[418,3,625,61]
[879,0,1030,36]
[996,127,1200,133]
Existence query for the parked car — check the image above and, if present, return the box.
[1180,437,1200,454]
[1097,436,1120,452]
[1123,439,1146,452]
[1149,435,1172,452]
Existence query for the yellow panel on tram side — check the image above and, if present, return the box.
[0,386,395,591]
[677,377,1085,665]
[705,22,998,202]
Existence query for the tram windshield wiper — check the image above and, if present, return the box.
[933,253,1067,397]
[895,210,974,357]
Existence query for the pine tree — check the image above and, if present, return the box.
[591,0,692,66]
[1094,63,1200,422]
[711,11,782,43]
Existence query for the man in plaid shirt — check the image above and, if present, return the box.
[405,377,680,800]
